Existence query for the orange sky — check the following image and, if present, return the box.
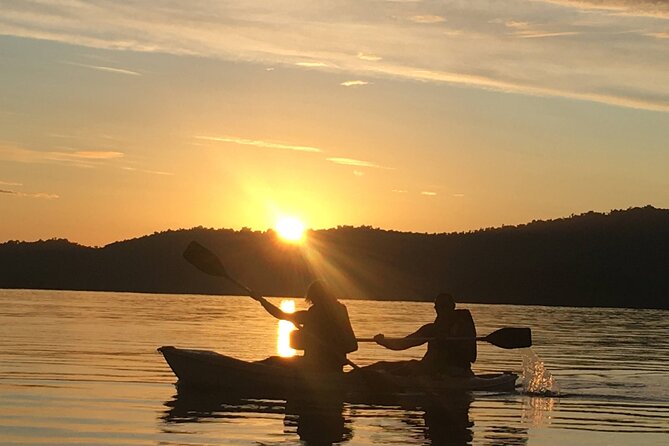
[1,1,668,246]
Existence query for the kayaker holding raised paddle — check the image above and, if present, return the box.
[372,293,477,377]
[251,280,358,373]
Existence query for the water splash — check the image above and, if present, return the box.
[520,348,560,396]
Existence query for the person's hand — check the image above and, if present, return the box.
[249,290,263,301]
[373,333,386,346]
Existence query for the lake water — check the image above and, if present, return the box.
[1,289,668,445]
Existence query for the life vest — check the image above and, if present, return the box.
[289,302,358,369]
[423,309,477,371]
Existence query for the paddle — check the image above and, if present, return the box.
[182,241,363,370]
[356,327,532,350]
[183,240,253,294]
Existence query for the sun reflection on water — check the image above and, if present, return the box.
[277,299,297,357]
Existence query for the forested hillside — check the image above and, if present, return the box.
[1,206,667,309]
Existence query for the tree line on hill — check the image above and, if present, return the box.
[1,206,667,309]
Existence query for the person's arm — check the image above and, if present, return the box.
[374,324,433,351]
[250,291,305,326]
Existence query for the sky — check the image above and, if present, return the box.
[1,0,668,246]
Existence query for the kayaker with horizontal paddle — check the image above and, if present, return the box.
[251,280,358,373]
[370,293,477,377]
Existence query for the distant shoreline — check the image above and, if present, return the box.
[2,206,667,310]
[1,287,666,311]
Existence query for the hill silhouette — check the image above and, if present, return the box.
[1,206,667,309]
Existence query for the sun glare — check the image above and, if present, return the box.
[275,216,306,243]
[277,300,297,357]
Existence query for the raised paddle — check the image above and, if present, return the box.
[183,240,253,295]
[183,241,363,370]
[356,327,532,350]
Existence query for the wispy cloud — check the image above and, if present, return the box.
[326,157,393,169]
[506,20,580,39]
[0,145,124,165]
[67,150,124,159]
[0,180,22,186]
[121,166,174,176]
[63,61,141,76]
[295,61,329,68]
[196,136,323,153]
[421,191,437,196]
[340,80,370,87]
[410,15,446,24]
[392,189,408,193]
[1,189,59,199]
[538,0,669,19]
[353,170,364,177]
[357,52,382,61]
[1,1,668,113]
[0,144,172,177]
[518,31,580,38]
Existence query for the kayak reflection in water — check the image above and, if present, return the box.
[251,280,358,373]
[285,397,352,446]
[162,389,353,446]
[371,293,477,377]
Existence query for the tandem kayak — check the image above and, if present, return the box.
[158,346,518,399]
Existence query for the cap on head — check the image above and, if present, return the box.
[435,293,456,312]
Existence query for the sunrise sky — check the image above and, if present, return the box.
[1,0,668,246]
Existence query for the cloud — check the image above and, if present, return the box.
[1,1,668,113]
[68,151,124,159]
[421,191,437,196]
[537,1,669,19]
[517,31,580,38]
[357,52,382,61]
[326,157,393,169]
[410,15,447,24]
[1,189,59,199]
[340,80,370,87]
[121,166,174,176]
[63,61,141,76]
[646,31,669,38]
[0,145,124,165]
[353,170,364,176]
[296,61,329,68]
[505,20,580,39]
[0,180,22,186]
[392,189,408,193]
[196,135,323,153]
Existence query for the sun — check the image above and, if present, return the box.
[275,216,306,243]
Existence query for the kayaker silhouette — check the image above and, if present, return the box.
[372,293,477,377]
[251,280,358,372]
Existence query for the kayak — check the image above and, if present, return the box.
[158,346,518,399]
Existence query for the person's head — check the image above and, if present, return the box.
[434,293,456,316]
[305,280,337,306]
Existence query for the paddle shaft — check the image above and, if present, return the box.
[357,337,485,342]
[357,327,531,349]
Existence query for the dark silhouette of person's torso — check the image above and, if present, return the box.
[420,309,477,375]
[299,302,357,372]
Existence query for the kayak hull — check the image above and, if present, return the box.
[158,346,518,399]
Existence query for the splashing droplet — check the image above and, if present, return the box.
[520,348,560,396]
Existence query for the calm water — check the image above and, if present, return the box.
[1,289,668,445]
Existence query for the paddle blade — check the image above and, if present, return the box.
[483,327,532,349]
[183,241,227,277]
